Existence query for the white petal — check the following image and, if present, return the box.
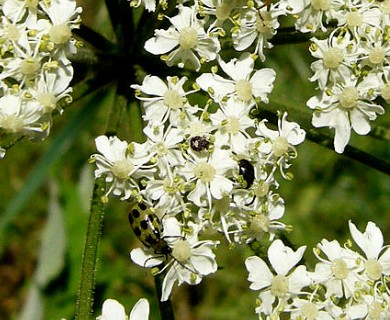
[100,299,126,320]
[196,73,235,99]
[268,240,306,275]
[210,176,233,199]
[129,298,149,320]
[129,248,164,268]
[161,267,177,301]
[349,221,383,259]
[144,29,179,55]
[245,256,273,291]
[134,75,168,96]
[333,110,351,153]
[350,109,370,135]
[288,265,310,293]
[250,68,276,101]
[378,247,390,275]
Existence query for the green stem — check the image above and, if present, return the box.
[154,272,175,320]
[75,177,106,320]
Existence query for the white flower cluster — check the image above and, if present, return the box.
[89,0,389,315]
[90,69,305,298]
[90,0,306,305]
[246,221,390,319]
[0,0,81,157]
[296,0,390,153]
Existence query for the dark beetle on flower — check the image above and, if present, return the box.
[238,159,255,189]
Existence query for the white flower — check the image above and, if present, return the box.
[142,123,185,177]
[232,194,286,244]
[90,135,153,199]
[30,66,73,114]
[0,94,47,137]
[144,5,220,70]
[179,147,236,207]
[332,2,382,37]
[307,79,384,153]
[232,4,284,61]
[209,97,255,154]
[245,239,310,317]
[290,0,340,33]
[37,0,82,59]
[196,53,276,103]
[289,297,334,320]
[131,75,198,126]
[311,239,362,299]
[349,221,390,280]
[130,217,219,301]
[256,112,305,178]
[309,32,357,89]
[97,298,149,320]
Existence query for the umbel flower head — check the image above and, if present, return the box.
[0,0,81,158]
[90,0,310,305]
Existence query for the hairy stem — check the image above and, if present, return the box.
[75,177,107,320]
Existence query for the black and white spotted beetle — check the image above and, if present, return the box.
[190,136,210,152]
[238,159,255,189]
[128,202,172,255]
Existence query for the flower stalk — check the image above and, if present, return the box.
[75,176,107,320]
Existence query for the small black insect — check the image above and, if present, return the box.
[128,202,172,255]
[190,136,210,152]
[238,159,255,189]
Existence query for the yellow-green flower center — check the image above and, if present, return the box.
[172,239,192,262]
[225,116,240,134]
[311,0,331,10]
[254,182,269,198]
[346,12,363,28]
[38,93,56,112]
[111,160,133,179]
[381,84,390,100]
[331,258,349,279]
[338,87,359,109]
[369,47,386,65]
[256,12,272,34]
[163,89,183,110]
[20,57,40,76]
[179,27,198,50]
[365,258,382,280]
[49,24,72,44]
[0,114,24,133]
[194,162,216,183]
[235,79,253,101]
[270,275,289,297]
[368,301,384,319]
[301,302,319,320]
[323,48,344,69]
[250,214,269,234]
[5,24,20,41]
[272,136,289,157]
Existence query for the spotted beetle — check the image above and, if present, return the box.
[238,159,255,189]
[128,202,172,255]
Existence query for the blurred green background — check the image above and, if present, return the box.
[1,1,390,319]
